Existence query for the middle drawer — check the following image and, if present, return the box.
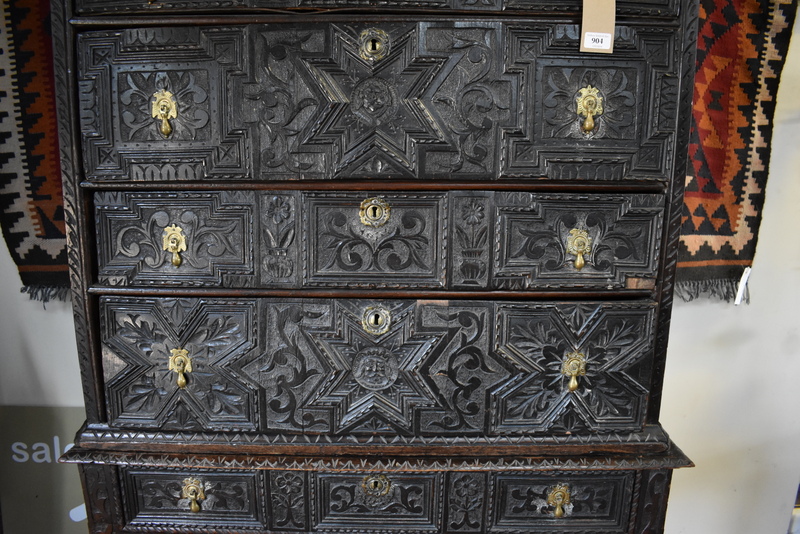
[94,190,664,291]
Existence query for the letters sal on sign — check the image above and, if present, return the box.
[581,0,616,54]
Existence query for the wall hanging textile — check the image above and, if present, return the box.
[677,0,797,301]
[0,0,67,302]
[0,0,796,303]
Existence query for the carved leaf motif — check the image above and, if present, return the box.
[321,211,431,273]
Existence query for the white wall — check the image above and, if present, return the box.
[662,8,800,532]
[0,12,799,533]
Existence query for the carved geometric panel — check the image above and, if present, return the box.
[95,191,255,287]
[100,297,259,431]
[492,302,656,434]
[492,193,664,290]
[504,25,679,181]
[235,299,511,437]
[75,0,679,18]
[489,472,634,532]
[121,468,266,530]
[77,27,248,181]
[302,192,448,288]
[313,472,442,531]
[78,22,681,183]
[94,191,662,291]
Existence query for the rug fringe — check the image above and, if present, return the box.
[20,285,70,307]
[674,279,749,304]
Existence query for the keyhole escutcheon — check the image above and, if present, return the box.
[359,28,390,61]
[362,306,391,335]
[360,197,391,227]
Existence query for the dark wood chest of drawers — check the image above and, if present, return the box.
[53,0,697,531]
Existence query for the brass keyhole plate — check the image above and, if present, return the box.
[362,474,392,497]
[359,28,390,61]
[360,197,391,227]
[362,306,391,336]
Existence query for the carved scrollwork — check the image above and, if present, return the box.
[120,71,210,141]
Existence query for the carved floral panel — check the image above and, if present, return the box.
[492,302,656,434]
[95,191,255,287]
[313,473,441,531]
[100,297,258,431]
[78,27,248,180]
[122,469,266,530]
[493,193,664,290]
[303,192,447,287]
[490,472,634,532]
[78,22,681,182]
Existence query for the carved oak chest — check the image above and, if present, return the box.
[53,0,697,532]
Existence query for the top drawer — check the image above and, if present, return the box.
[74,0,680,18]
[77,21,682,182]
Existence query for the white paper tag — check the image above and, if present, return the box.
[583,32,613,50]
[734,266,752,306]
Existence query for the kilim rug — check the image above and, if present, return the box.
[677,0,798,301]
[0,0,67,302]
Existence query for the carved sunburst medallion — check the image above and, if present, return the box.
[306,302,444,433]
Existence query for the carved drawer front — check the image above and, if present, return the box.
[96,191,662,290]
[100,297,259,431]
[488,472,635,532]
[78,22,679,182]
[116,467,638,533]
[99,297,655,438]
[94,191,255,287]
[460,192,664,290]
[76,0,678,18]
[121,468,266,530]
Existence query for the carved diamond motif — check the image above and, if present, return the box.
[306,302,445,433]
[301,25,447,177]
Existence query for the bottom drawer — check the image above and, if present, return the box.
[75,459,683,533]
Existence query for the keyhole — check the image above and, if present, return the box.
[370,479,380,490]
[369,205,381,220]
[370,312,382,326]
[370,38,379,52]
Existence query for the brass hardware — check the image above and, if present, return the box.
[169,348,192,389]
[151,89,178,138]
[359,28,390,61]
[162,224,187,267]
[360,197,391,227]
[362,306,391,336]
[547,484,571,518]
[566,228,592,271]
[362,474,392,497]
[181,478,205,513]
[562,352,587,392]
[576,85,603,133]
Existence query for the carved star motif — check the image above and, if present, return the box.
[306,302,444,433]
[301,25,447,177]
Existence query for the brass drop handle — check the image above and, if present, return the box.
[162,224,187,267]
[169,349,192,389]
[576,85,603,134]
[566,228,592,271]
[181,478,205,513]
[151,89,178,138]
[562,352,587,392]
[547,484,570,518]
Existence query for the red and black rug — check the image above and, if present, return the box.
[678,0,798,301]
[0,0,796,302]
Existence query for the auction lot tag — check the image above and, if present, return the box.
[581,0,616,53]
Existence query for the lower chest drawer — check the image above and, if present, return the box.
[113,465,652,533]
